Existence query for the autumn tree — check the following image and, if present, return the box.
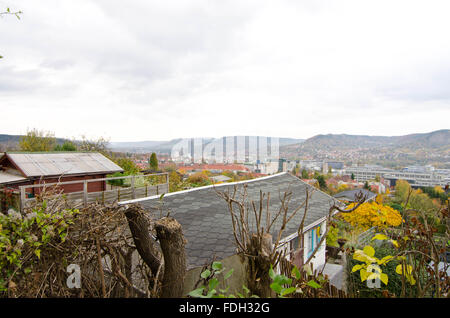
[78,135,110,153]
[187,171,211,187]
[339,201,403,230]
[168,170,184,192]
[19,129,56,152]
[115,158,140,175]
[394,180,411,203]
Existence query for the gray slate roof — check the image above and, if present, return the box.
[134,172,338,269]
[333,188,377,202]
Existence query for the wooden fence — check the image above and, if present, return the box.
[18,173,169,211]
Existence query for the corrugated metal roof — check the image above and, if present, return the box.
[7,152,123,177]
[0,171,27,185]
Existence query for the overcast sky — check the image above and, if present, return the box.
[0,0,449,142]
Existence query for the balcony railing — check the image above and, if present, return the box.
[18,172,169,212]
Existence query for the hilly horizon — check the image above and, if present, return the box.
[279,129,450,168]
[284,129,450,150]
[1,129,448,155]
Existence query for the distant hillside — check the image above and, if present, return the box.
[108,137,304,154]
[0,134,22,144]
[280,129,450,167]
[108,139,184,154]
[0,134,72,151]
[291,129,450,151]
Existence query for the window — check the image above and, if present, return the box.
[307,224,322,257]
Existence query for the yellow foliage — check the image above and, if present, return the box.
[339,201,403,230]
[434,186,444,194]
[337,184,348,192]
[375,194,383,205]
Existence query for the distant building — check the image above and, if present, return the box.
[345,165,395,182]
[326,161,344,170]
[345,164,449,188]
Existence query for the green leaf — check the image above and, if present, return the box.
[275,275,291,286]
[224,268,234,280]
[269,265,276,280]
[280,287,296,296]
[208,278,219,291]
[200,269,211,279]
[206,289,217,298]
[270,282,282,294]
[188,287,205,298]
[212,261,223,271]
[306,280,321,289]
[291,266,301,280]
[34,249,41,259]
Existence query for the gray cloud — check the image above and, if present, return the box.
[0,0,449,141]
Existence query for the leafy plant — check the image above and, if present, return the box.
[188,261,255,298]
[0,204,78,292]
[326,225,339,247]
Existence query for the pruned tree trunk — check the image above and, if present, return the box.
[155,217,186,298]
[247,233,274,298]
[124,206,161,275]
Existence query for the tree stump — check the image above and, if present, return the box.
[155,217,187,298]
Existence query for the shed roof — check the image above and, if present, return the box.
[122,172,339,269]
[0,171,27,185]
[2,152,123,178]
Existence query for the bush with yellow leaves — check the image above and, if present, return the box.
[339,201,402,230]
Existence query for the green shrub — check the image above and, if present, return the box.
[107,172,125,186]
[326,225,339,247]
